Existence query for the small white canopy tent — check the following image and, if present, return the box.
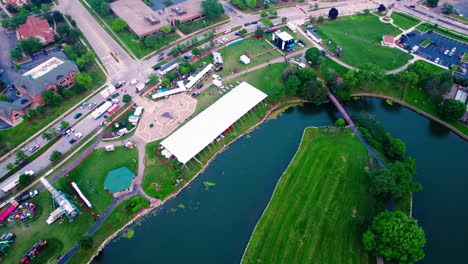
[240,55,250,64]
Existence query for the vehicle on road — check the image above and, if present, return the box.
[88,102,97,109]
[69,138,77,144]
[130,79,139,85]
[244,22,250,26]
[29,145,39,153]
[111,92,120,99]
[114,81,126,88]
[79,102,88,109]
[63,127,75,137]
[251,21,257,24]
[73,113,82,119]
[235,32,241,36]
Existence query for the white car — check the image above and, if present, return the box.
[224,29,231,34]
[444,50,449,55]
[434,57,440,63]
[29,190,38,197]
[130,79,139,85]
[74,132,83,139]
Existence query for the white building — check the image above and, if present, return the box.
[240,55,250,64]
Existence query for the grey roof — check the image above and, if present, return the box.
[307,29,321,40]
[159,59,178,72]
[12,59,78,96]
[0,93,33,118]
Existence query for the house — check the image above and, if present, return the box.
[382,35,395,46]
[0,57,78,126]
[306,29,322,44]
[16,16,55,45]
[2,0,30,8]
[272,31,296,51]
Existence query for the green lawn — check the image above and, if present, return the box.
[316,14,413,70]
[220,37,282,74]
[318,57,350,80]
[1,146,138,262]
[390,12,421,30]
[242,127,377,264]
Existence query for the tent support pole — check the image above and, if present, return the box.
[194,157,203,166]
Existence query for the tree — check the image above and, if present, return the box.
[161,25,172,34]
[192,47,201,56]
[231,0,246,10]
[36,105,44,114]
[387,138,406,161]
[437,99,466,120]
[0,94,8,101]
[122,94,132,103]
[97,2,110,16]
[363,211,426,263]
[74,73,93,91]
[201,0,225,20]
[144,34,161,49]
[426,0,439,8]
[254,27,264,37]
[163,0,173,6]
[393,71,418,90]
[260,11,267,17]
[161,78,170,87]
[335,118,345,127]
[5,163,15,171]
[19,174,32,187]
[303,80,328,105]
[328,7,339,20]
[179,66,189,75]
[16,150,27,164]
[52,11,64,23]
[331,83,351,101]
[50,150,62,162]
[420,72,453,97]
[317,16,325,23]
[6,4,18,13]
[148,74,158,86]
[79,236,93,249]
[246,0,257,9]
[112,18,127,32]
[60,120,70,130]
[305,47,322,66]
[370,158,421,201]
[284,75,301,96]
[297,68,317,83]
[42,128,59,141]
[240,28,248,36]
[442,3,454,14]
[378,4,386,13]
[18,37,42,55]
[27,109,37,118]
[10,49,22,60]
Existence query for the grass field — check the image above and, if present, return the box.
[390,12,421,30]
[318,57,350,80]
[316,14,413,70]
[242,127,377,264]
[1,146,138,263]
[220,37,282,73]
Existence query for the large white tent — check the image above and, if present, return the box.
[160,82,267,163]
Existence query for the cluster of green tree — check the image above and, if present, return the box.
[442,3,454,14]
[363,211,426,263]
[345,63,386,90]
[88,0,112,16]
[230,0,258,10]
[1,0,52,29]
[426,0,439,8]
[64,43,96,71]
[282,65,328,105]
[161,62,197,87]
[125,196,150,214]
[354,115,410,162]
[201,0,224,20]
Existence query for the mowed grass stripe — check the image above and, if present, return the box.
[242,128,377,264]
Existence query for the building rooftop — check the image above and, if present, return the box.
[383,35,394,44]
[307,29,321,40]
[213,52,223,64]
[17,16,54,44]
[110,0,203,37]
[275,31,294,42]
[13,57,78,96]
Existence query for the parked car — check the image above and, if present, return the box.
[29,145,39,153]
[74,132,83,139]
[251,21,257,24]
[130,79,139,85]
[224,29,231,34]
[69,138,77,144]
[73,113,82,119]
[244,22,251,26]
[444,50,449,55]
[153,65,161,70]
[111,92,120,99]
[191,91,200,97]
[197,83,204,89]
[157,56,164,62]
[434,57,440,63]
[234,32,241,36]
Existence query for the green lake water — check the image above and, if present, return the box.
[94,98,467,263]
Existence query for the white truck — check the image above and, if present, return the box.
[287,22,297,33]
[47,207,65,224]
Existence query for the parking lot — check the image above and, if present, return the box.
[401,30,468,78]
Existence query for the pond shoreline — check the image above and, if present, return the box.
[87,99,303,263]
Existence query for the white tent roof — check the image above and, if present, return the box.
[161,82,267,163]
[276,31,294,42]
[240,55,250,64]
